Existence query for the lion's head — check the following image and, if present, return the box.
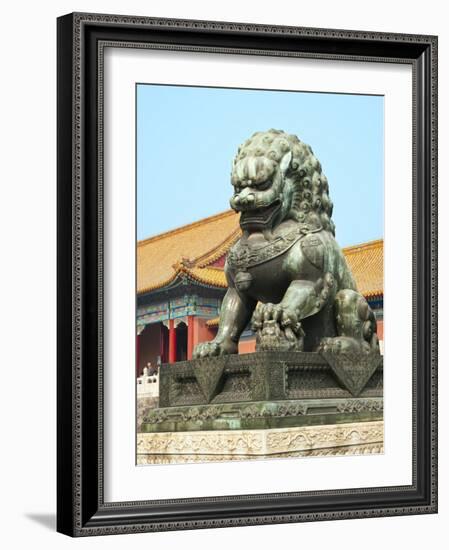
[230,129,335,235]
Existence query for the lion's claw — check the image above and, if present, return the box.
[192,339,238,358]
[251,302,304,352]
[251,302,303,335]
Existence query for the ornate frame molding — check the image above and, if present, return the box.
[57,12,437,536]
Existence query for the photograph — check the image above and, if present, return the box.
[54,11,437,536]
[135,84,385,465]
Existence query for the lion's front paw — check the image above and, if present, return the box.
[192,339,238,358]
[251,303,304,352]
[251,302,302,334]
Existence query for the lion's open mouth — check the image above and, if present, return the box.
[239,200,281,230]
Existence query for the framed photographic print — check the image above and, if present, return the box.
[57,12,438,536]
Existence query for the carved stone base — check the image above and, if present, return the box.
[141,397,383,433]
[159,351,383,408]
[137,420,384,465]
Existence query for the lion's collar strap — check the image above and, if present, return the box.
[228,224,322,271]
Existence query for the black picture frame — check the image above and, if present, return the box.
[57,12,438,536]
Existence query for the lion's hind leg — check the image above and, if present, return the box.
[318,289,380,354]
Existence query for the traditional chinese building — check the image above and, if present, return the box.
[137,210,384,375]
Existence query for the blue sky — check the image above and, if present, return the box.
[137,84,384,247]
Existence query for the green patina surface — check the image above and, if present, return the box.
[159,351,383,408]
[151,131,385,436]
[192,130,382,360]
[141,397,383,433]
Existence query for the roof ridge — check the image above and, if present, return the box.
[137,209,237,247]
[192,265,229,272]
[342,238,383,254]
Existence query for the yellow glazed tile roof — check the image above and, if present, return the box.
[137,210,383,299]
[343,239,383,298]
[183,266,228,288]
[137,210,239,294]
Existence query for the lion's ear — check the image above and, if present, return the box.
[280,150,292,175]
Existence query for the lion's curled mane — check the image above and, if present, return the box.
[232,129,335,234]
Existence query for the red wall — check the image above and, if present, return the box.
[193,318,256,355]
[193,317,217,348]
[377,319,384,340]
[238,339,256,354]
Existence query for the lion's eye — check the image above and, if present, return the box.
[256,180,272,191]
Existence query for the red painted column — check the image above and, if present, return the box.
[187,315,194,360]
[168,319,177,363]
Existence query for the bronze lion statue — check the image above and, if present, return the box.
[193,129,380,358]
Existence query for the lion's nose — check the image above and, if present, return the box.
[234,194,256,208]
[230,191,255,211]
[238,192,255,206]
